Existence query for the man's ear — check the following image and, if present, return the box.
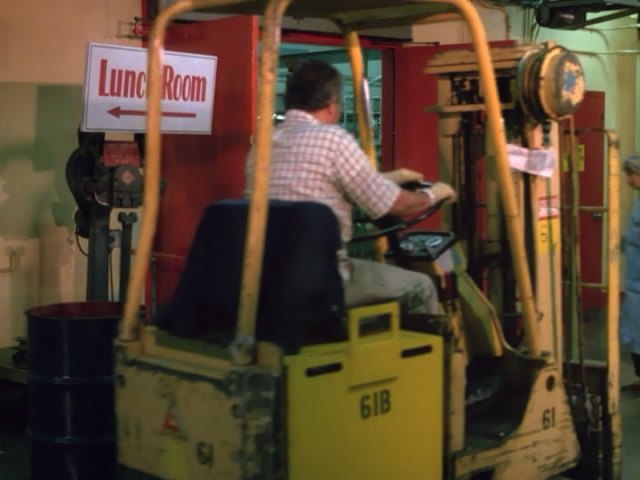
[327,101,341,122]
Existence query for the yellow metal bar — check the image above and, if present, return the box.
[604,129,621,478]
[428,0,540,356]
[344,30,376,162]
[120,0,195,342]
[342,28,386,261]
[233,0,293,365]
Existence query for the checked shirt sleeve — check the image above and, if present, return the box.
[330,129,400,220]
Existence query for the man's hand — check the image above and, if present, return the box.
[423,182,457,204]
[382,168,423,185]
[387,181,456,217]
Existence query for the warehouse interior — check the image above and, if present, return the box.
[1,0,639,478]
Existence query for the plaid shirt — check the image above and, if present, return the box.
[246,110,399,244]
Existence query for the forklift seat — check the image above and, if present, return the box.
[156,199,346,353]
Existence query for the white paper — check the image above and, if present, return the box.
[507,144,556,177]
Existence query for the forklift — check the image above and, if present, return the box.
[115,1,622,479]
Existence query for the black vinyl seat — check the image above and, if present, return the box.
[157,199,346,353]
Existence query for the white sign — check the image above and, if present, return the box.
[81,43,217,134]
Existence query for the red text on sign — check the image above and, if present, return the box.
[97,58,207,102]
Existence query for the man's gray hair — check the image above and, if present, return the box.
[623,152,640,175]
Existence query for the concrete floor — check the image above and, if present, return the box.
[588,317,640,480]
[620,365,640,480]
[2,316,640,479]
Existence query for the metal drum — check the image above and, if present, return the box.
[26,302,121,480]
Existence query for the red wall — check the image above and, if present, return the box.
[152,16,258,309]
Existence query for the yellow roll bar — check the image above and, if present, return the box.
[119,0,195,342]
[343,30,377,162]
[342,28,387,261]
[423,0,540,356]
[233,0,293,364]
[605,129,621,479]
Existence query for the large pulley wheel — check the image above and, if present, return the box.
[517,44,585,123]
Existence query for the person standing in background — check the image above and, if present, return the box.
[620,152,640,392]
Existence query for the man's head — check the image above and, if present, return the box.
[284,60,342,124]
[623,153,640,191]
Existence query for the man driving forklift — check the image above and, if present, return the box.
[246,59,456,316]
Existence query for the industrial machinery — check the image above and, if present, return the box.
[535,0,640,30]
[115,1,621,479]
[66,131,143,301]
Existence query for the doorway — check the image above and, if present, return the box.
[276,41,383,159]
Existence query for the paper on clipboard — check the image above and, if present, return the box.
[507,144,556,177]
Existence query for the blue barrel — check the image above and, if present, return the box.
[26,302,121,480]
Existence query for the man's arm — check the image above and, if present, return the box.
[388,189,432,216]
[382,168,423,185]
[387,182,457,216]
[331,129,455,219]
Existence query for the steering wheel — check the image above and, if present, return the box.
[350,181,445,244]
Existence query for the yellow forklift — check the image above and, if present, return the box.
[115,1,622,479]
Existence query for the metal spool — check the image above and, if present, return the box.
[517,44,585,123]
